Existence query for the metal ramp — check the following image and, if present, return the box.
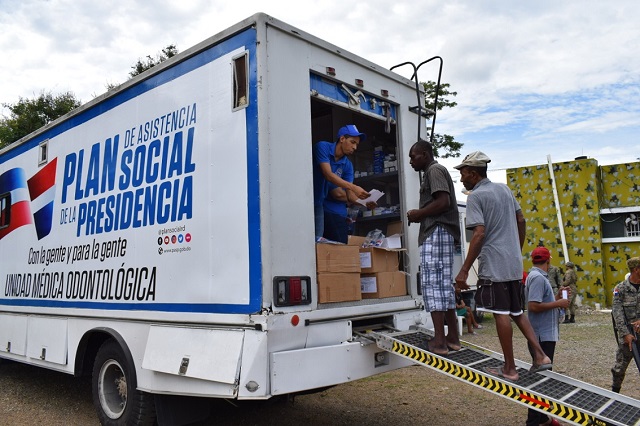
[368,328,640,426]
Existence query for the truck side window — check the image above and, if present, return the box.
[0,193,10,229]
[38,140,49,166]
[232,53,248,109]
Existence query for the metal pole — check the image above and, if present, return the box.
[547,155,570,263]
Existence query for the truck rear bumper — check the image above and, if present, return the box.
[269,339,414,395]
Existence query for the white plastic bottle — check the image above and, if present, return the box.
[559,289,568,320]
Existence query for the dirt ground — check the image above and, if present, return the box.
[1,308,639,425]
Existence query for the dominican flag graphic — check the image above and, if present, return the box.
[27,158,57,240]
[0,158,57,241]
[0,168,33,240]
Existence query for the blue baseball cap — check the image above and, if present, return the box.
[336,124,366,142]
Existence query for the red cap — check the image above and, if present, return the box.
[531,246,551,263]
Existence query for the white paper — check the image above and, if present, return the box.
[356,189,384,206]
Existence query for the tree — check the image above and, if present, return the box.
[0,46,180,149]
[0,91,81,149]
[422,81,463,159]
[129,44,178,78]
[106,45,179,91]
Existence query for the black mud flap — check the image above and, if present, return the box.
[155,394,211,426]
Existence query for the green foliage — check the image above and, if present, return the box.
[0,91,81,149]
[431,133,463,159]
[129,44,178,78]
[423,81,458,111]
[106,45,179,91]
[421,81,461,159]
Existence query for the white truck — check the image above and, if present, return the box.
[0,13,473,425]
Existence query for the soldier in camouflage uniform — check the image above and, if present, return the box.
[562,262,578,323]
[547,264,563,294]
[611,257,640,393]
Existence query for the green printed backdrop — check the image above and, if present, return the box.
[507,159,640,307]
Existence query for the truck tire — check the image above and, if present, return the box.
[92,339,156,426]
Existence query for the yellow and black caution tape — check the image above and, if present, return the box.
[389,339,614,426]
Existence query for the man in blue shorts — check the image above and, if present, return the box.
[454,151,552,382]
[313,125,370,240]
[407,139,461,355]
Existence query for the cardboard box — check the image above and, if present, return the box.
[381,234,402,249]
[317,273,362,303]
[316,243,361,273]
[359,247,399,273]
[347,235,367,247]
[361,271,407,298]
[386,221,403,236]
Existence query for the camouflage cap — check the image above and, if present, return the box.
[565,261,574,268]
[627,257,640,272]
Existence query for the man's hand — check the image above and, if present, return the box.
[352,185,370,199]
[455,270,470,291]
[624,333,637,351]
[365,201,377,210]
[555,287,571,308]
[558,285,571,299]
[407,209,421,224]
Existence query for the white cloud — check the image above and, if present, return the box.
[1,0,639,170]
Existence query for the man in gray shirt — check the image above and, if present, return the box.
[525,246,570,426]
[454,151,552,382]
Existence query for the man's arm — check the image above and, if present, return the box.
[612,286,632,343]
[407,191,450,224]
[331,187,377,210]
[516,210,526,250]
[329,187,348,202]
[318,162,369,199]
[528,291,569,313]
[455,225,485,290]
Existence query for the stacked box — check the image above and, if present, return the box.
[359,247,399,273]
[316,243,361,303]
[316,244,361,273]
[361,271,407,299]
[373,146,385,174]
[359,245,407,298]
[317,273,362,303]
[386,221,403,236]
[347,235,367,247]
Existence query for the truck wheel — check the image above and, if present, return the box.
[92,339,156,426]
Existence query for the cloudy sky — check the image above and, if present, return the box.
[1,0,639,187]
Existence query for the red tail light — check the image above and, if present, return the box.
[273,276,312,307]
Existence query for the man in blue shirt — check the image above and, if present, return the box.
[313,125,370,240]
[525,246,570,426]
